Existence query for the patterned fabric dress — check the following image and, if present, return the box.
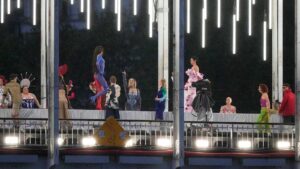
[21,94,36,108]
[184,68,203,113]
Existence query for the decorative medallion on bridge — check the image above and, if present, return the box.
[95,116,129,147]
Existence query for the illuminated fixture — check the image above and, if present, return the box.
[252,0,256,5]
[202,8,205,48]
[203,0,207,20]
[117,0,121,31]
[70,0,74,5]
[195,139,209,149]
[148,0,153,38]
[102,0,105,9]
[115,0,118,14]
[186,0,190,33]
[1,0,4,23]
[57,137,64,146]
[276,141,291,150]
[80,0,84,13]
[263,20,267,61]
[269,0,272,29]
[133,0,137,15]
[7,0,10,14]
[33,0,37,25]
[236,0,240,21]
[125,139,134,147]
[237,140,252,150]
[82,137,96,147]
[87,0,90,29]
[248,0,252,36]
[17,0,20,8]
[233,14,236,54]
[156,138,172,148]
[217,0,221,28]
[4,136,19,145]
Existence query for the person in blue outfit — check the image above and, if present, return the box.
[90,46,110,103]
[155,79,167,120]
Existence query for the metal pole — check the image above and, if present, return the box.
[41,0,47,108]
[278,0,283,101]
[295,0,300,161]
[47,0,59,168]
[158,0,169,111]
[272,0,278,102]
[172,0,185,168]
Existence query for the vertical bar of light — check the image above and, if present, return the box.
[133,0,137,15]
[7,0,10,14]
[87,0,90,29]
[80,0,84,13]
[117,0,121,31]
[263,20,267,61]
[70,0,74,5]
[217,0,221,28]
[236,0,240,21]
[33,0,36,25]
[149,0,153,38]
[17,0,20,8]
[1,0,4,23]
[252,0,255,5]
[233,14,236,54]
[187,0,190,33]
[248,0,252,36]
[115,0,118,14]
[269,0,272,29]
[202,8,205,48]
[204,0,207,20]
[102,0,105,9]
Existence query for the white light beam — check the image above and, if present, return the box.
[202,8,206,48]
[263,21,267,61]
[102,0,105,9]
[233,14,236,54]
[115,0,118,14]
[133,0,137,15]
[87,0,90,29]
[269,0,272,29]
[17,0,20,8]
[117,0,121,31]
[80,0,84,13]
[248,0,252,36]
[187,0,190,33]
[7,0,10,14]
[71,0,74,5]
[1,0,4,23]
[217,0,221,28]
[33,0,36,25]
[236,0,240,21]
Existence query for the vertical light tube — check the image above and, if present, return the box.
[7,0,10,14]
[133,0,137,15]
[87,0,90,29]
[236,0,240,21]
[217,0,221,28]
[71,0,74,5]
[149,0,153,38]
[117,0,121,31]
[102,0,105,9]
[252,0,256,5]
[33,0,36,25]
[233,14,236,54]
[269,0,272,29]
[202,8,205,48]
[187,0,190,33]
[204,0,207,20]
[263,21,267,61]
[1,0,4,23]
[115,0,118,14]
[248,0,252,36]
[17,0,20,8]
[80,0,84,13]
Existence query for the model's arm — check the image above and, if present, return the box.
[33,94,41,108]
[122,72,128,98]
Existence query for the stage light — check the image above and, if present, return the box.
[80,0,84,13]
[133,0,137,15]
[102,0,105,9]
[248,0,252,36]
[87,0,90,30]
[7,0,10,14]
[195,139,209,149]
[148,0,153,38]
[82,136,96,147]
[33,0,37,26]
[237,140,252,150]
[57,137,64,146]
[263,20,267,61]
[115,0,118,14]
[186,0,190,33]
[70,0,74,5]
[217,0,221,28]
[4,136,19,146]
[17,0,20,8]
[117,0,121,31]
[236,0,240,21]
[233,14,236,54]
[276,141,291,150]
[1,0,4,23]
[269,0,272,29]
[203,0,207,20]
[202,8,205,48]
[125,139,134,147]
[156,138,172,148]
[252,0,256,5]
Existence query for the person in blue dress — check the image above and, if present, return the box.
[155,79,167,120]
[90,46,110,103]
[122,71,141,111]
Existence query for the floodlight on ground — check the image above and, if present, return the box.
[195,139,209,149]
[277,141,291,150]
[237,140,252,150]
[4,136,19,146]
[125,139,134,148]
[57,137,64,146]
[156,138,172,148]
[82,136,96,147]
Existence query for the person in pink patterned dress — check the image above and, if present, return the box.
[184,56,204,112]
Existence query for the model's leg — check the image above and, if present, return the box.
[90,74,109,103]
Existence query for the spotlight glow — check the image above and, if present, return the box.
[202,8,206,48]
[156,138,172,148]
[80,0,84,13]
[117,0,121,31]
[102,0,105,9]
[217,0,221,28]
[57,137,64,146]
[33,0,37,25]
[17,0,20,8]
[4,136,19,145]
[1,0,4,23]
[236,0,240,21]
[115,0,118,14]
[187,0,190,33]
[148,0,153,38]
[87,0,90,30]
[233,14,236,54]
[195,139,209,149]
[252,0,256,5]
[82,137,96,147]
[237,140,252,150]
[70,0,74,5]
[7,0,10,14]
[133,0,137,15]
[269,0,272,29]
[263,21,267,61]
[125,139,134,147]
[203,0,207,20]
[248,0,252,36]
[276,141,291,150]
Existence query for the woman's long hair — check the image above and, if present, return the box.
[92,46,104,74]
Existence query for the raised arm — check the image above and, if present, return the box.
[122,72,129,98]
